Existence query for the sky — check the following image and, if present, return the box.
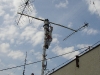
[0,0,100,75]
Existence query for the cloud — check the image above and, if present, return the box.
[20,26,37,40]
[0,43,10,53]
[85,0,100,16]
[34,52,42,60]
[20,26,44,46]
[55,0,68,8]
[0,42,24,60]
[30,49,35,53]
[32,18,43,28]
[0,59,6,68]
[0,71,15,75]
[77,44,91,49]
[52,46,79,59]
[52,38,59,44]
[31,31,44,46]
[82,28,99,35]
[0,6,5,16]
[8,50,24,59]
[51,34,61,45]
[0,0,11,16]
[29,49,42,60]
[0,25,19,41]
[67,22,73,28]
[0,0,44,47]
[0,0,14,15]
[13,0,22,10]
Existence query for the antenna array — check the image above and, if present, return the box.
[16,1,88,75]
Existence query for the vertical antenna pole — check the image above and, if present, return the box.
[23,52,27,75]
[41,48,46,75]
[41,19,50,75]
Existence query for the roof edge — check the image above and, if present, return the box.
[48,44,100,75]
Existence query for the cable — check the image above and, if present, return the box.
[47,47,89,60]
[0,46,89,71]
[0,60,41,71]
[92,40,100,47]
[0,41,100,72]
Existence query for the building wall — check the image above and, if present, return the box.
[50,45,100,75]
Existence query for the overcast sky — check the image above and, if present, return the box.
[0,0,100,75]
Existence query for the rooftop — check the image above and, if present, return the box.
[47,42,100,75]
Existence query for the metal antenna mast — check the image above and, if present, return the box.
[42,19,52,75]
[23,52,27,75]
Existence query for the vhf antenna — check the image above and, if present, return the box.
[63,23,89,41]
[17,0,31,25]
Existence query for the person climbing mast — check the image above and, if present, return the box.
[43,19,53,49]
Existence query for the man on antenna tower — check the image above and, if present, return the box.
[43,19,53,49]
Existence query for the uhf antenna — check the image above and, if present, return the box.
[23,52,27,75]
[63,23,89,41]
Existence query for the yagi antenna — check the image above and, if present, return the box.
[17,0,31,25]
[63,23,89,41]
[17,13,76,32]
